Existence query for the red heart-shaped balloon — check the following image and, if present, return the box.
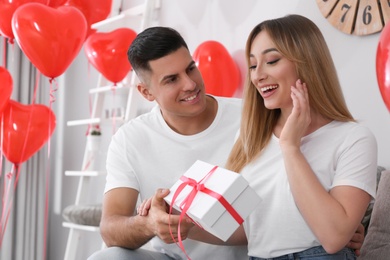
[85,28,137,84]
[0,0,48,41]
[67,0,112,39]
[193,41,240,97]
[47,0,67,8]
[376,22,390,113]
[1,100,56,164]
[0,67,13,114]
[12,3,87,79]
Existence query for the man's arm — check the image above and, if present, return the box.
[100,187,194,249]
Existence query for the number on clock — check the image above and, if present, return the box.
[316,0,389,35]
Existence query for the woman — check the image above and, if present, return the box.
[225,14,377,259]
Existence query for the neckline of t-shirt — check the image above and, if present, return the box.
[156,96,223,140]
[271,120,338,141]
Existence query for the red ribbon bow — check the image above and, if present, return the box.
[169,165,244,259]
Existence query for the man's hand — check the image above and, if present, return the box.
[346,223,365,256]
[147,189,194,244]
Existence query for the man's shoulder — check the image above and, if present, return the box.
[116,106,160,136]
[214,96,242,110]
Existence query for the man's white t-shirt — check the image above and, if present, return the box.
[105,96,248,259]
[241,120,377,258]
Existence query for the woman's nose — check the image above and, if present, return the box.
[253,67,267,83]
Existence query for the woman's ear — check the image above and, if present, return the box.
[137,82,155,101]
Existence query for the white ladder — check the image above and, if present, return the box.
[62,1,160,259]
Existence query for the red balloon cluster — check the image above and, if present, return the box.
[0,1,113,80]
[0,0,48,42]
[67,0,112,40]
[85,28,137,84]
[376,22,390,112]
[193,41,240,97]
[11,3,87,79]
[0,67,13,114]
[48,0,67,8]
[1,101,56,164]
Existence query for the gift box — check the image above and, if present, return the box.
[164,160,262,242]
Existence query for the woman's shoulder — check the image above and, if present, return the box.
[330,121,377,146]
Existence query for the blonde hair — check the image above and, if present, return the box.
[226,14,354,173]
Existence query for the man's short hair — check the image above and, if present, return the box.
[127,26,189,73]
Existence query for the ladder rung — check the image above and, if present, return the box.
[89,84,129,94]
[65,171,106,177]
[67,118,101,126]
[91,0,161,30]
[62,222,100,232]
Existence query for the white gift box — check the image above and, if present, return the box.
[164,160,262,241]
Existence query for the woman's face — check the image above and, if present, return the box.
[249,30,299,111]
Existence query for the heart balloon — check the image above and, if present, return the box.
[376,22,390,112]
[85,28,137,84]
[1,100,56,164]
[48,0,67,8]
[67,0,112,39]
[0,67,13,114]
[12,3,87,79]
[0,0,48,42]
[193,41,240,97]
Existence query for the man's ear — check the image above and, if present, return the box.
[137,82,155,101]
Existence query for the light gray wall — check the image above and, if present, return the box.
[48,1,390,259]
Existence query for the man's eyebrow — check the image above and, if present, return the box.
[187,60,196,68]
[161,73,177,82]
[161,60,196,82]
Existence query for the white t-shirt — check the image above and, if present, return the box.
[105,96,248,259]
[241,120,377,258]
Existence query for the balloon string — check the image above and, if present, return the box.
[111,85,117,135]
[32,70,41,105]
[0,114,4,180]
[43,137,51,260]
[19,105,35,165]
[85,91,94,136]
[49,78,58,105]
[2,38,6,67]
[82,153,95,171]
[0,164,21,247]
[43,78,57,260]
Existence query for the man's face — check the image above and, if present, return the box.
[138,46,207,122]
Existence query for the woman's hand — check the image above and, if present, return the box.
[137,197,152,216]
[279,79,311,150]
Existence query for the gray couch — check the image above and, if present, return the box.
[359,169,390,259]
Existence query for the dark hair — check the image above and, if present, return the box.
[127,26,188,73]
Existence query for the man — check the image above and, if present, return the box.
[88,26,364,259]
[88,26,248,259]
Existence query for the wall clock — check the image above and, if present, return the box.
[316,0,390,36]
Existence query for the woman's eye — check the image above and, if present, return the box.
[267,59,280,65]
[249,65,256,70]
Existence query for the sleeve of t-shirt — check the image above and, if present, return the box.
[104,127,140,194]
[332,124,378,199]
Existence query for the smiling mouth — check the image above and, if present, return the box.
[182,90,200,102]
[260,85,278,93]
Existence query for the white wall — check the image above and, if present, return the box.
[49,1,390,259]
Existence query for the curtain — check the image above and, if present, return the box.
[0,36,53,260]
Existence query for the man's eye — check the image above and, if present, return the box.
[168,77,177,83]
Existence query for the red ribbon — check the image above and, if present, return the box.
[168,165,244,259]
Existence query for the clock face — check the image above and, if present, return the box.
[316,0,390,36]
